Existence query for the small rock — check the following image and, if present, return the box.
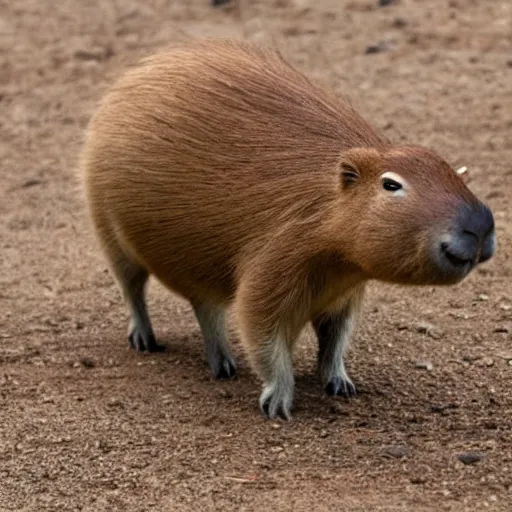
[378,0,395,6]
[458,452,483,465]
[365,42,388,54]
[494,326,509,333]
[211,0,231,5]
[22,179,42,188]
[384,446,409,458]
[475,294,489,302]
[217,389,233,399]
[270,446,284,453]
[410,476,426,484]
[74,46,114,62]
[415,321,443,339]
[107,398,123,408]
[80,358,95,368]
[476,357,494,368]
[415,361,433,371]
[430,403,458,414]
[392,17,407,28]
[462,354,481,363]
[319,430,329,438]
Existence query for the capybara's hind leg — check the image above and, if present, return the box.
[191,301,236,379]
[112,255,165,353]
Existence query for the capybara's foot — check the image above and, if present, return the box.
[128,329,166,353]
[213,356,237,379]
[325,376,356,398]
[259,381,293,420]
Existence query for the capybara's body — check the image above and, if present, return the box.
[81,39,496,419]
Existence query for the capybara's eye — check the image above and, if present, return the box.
[382,178,402,192]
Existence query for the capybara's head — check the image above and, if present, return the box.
[334,145,496,285]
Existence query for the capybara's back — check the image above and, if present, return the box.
[83,39,382,301]
[81,38,495,420]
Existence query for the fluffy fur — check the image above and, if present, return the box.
[80,38,491,419]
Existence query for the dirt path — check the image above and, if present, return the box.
[1,1,511,510]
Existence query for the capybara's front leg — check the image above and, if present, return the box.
[235,259,308,420]
[313,287,365,397]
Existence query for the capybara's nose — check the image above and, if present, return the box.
[478,229,496,264]
[461,202,495,246]
[441,203,495,268]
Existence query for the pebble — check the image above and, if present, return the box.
[410,476,426,484]
[476,357,494,368]
[383,446,409,458]
[270,446,284,453]
[107,398,123,408]
[458,452,483,465]
[392,17,407,28]
[415,321,443,339]
[80,358,95,368]
[22,179,42,188]
[365,42,388,54]
[415,361,433,371]
[430,403,458,414]
[475,294,489,302]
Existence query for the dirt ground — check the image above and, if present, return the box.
[1,0,511,510]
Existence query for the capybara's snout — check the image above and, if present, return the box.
[436,201,495,281]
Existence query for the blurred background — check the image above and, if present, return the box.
[1,1,511,511]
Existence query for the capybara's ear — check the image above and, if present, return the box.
[339,160,359,187]
[338,147,381,188]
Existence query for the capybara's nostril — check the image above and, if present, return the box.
[452,202,496,267]
[440,240,473,268]
[459,202,495,243]
[478,230,496,264]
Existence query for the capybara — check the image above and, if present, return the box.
[80,39,496,419]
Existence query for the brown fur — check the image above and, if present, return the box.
[80,38,491,419]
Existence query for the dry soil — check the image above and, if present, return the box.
[1,0,511,510]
